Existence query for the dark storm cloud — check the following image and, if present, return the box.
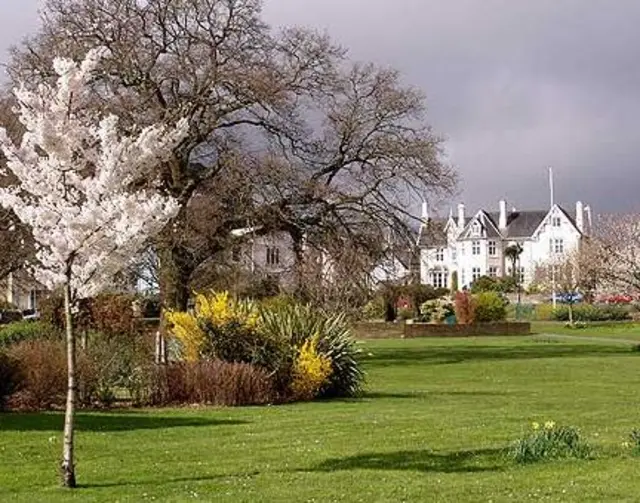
[2,0,639,213]
[263,0,640,214]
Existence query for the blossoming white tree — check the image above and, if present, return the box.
[0,48,188,488]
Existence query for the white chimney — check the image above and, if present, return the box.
[421,200,429,221]
[584,205,592,232]
[576,201,584,232]
[457,203,465,228]
[499,200,507,229]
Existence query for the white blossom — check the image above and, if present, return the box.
[0,49,188,298]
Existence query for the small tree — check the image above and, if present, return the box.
[533,247,598,324]
[0,49,187,487]
[504,243,524,302]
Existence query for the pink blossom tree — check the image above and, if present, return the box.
[0,48,188,487]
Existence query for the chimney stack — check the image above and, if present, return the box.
[499,200,507,229]
[576,201,584,232]
[457,203,465,229]
[421,201,429,221]
[584,205,592,233]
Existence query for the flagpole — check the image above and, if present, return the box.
[549,167,557,309]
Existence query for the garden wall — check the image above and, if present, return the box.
[404,322,531,338]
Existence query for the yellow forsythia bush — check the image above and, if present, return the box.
[166,291,259,361]
[290,336,333,401]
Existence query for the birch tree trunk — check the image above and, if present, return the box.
[61,273,77,488]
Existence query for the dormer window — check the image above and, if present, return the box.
[471,221,481,236]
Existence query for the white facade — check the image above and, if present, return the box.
[418,200,588,291]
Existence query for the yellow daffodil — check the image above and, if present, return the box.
[532,422,540,430]
[544,421,556,430]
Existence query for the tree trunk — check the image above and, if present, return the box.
[156,238,194,364]
[61,275,77,488]
[569,304,574,325]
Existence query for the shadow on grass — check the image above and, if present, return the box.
[79,471,261,489]
[307,447,507,474]
[0,411,248,432]
[367,343,635,367]
[330,390,508,403]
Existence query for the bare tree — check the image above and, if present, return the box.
[9,0,455,313]
[532,245,598,323]
[590,214,640,293]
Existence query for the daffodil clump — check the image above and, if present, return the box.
[511,420,591,464]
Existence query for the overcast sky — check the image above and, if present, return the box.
[2,0,639,215]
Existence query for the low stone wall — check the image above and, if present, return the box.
[352,322,405,339]
[404,322,531,338]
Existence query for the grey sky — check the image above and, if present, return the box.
[2,0,639,214]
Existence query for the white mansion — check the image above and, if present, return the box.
[417,200,591,290]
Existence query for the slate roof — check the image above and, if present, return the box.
[486,210,549,238]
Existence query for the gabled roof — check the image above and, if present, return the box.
[459,210,502,239]
[417,219,448,248]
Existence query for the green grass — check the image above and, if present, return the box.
[3,336,640,501]
[533,321,640,340]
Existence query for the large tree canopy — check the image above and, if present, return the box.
[7,0,456,309]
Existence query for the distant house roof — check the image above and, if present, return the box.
[417,219,448,248]
[417,205,582,247]
[486,210,549,238]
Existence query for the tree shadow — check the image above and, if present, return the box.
[307,447,507,474]
[367,343,635,367]
[330,390,508,403]
[0,411,248,432]
[79,471,261,489]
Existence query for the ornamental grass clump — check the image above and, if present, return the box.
[511,421,591,464]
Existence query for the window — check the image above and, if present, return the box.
[460,244,465,256]
[431,271,446,288]
[517,266,525,284]
[451,248,457,261]
[471,222,481,236]
[472,267,481,281]
[472,241,481,255]
[266,246,280,266]
[488,241,497,256]
[231,246,241,262]
[460,269,466,286]
[435,248,444,262]
[488,266,498,278]
[552,216,562,227]
[28,289,37,311]
[552,238,564,254]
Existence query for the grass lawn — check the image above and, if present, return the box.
[3,335,640,502]
[532,321,640,341]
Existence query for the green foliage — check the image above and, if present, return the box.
[450,271,458,294]
[361,297,386,321]
[473,292,508,322]
[419,298,454,323]
[259,304,364,398]
[510,421,591,464]
[0,352,23,410]
[0,321,58,348]
[396,307,414,321]
[471,275,517,294]
[552,304,630,322]
[627,430,640,456]
[454,291,476,324]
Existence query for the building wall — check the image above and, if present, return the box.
[420,204,584,291]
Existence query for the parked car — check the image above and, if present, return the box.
[597,294,634,304]
[549,292,583,304]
